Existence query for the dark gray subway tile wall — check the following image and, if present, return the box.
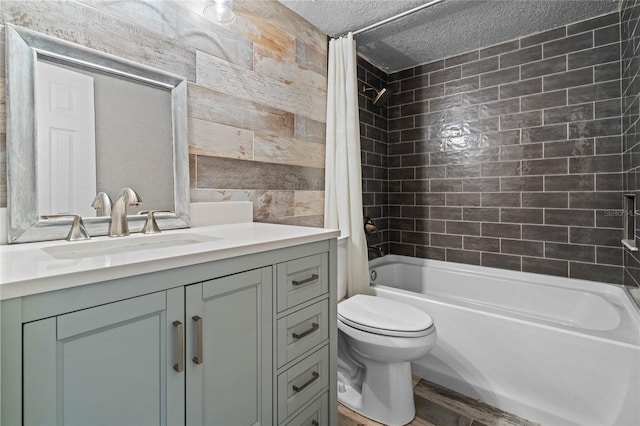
[358,57,389,254]
[358,10,632,285]
[622,0,640,287]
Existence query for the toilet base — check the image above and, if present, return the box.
[338,358,415,426]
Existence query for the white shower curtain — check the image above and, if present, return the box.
[324,33,371,297]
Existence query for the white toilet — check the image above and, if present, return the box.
[336,237,437,426]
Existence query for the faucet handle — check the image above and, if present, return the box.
[41,214,91,241]
[363,216,378,235]
[139,210,169,234]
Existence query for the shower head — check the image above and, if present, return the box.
[373,87,392,106]
[362,84,393,107]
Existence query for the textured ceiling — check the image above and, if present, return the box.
[278,0,620,72]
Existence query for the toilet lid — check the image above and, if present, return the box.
[338,294,434,337]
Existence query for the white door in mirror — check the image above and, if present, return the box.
[36,60,96,216]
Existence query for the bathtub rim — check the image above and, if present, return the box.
[370,254,630,295]
[368,255,640,347]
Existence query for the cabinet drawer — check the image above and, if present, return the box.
[277,346,329,423]
[277,300,329,368]
[284,393,328,426]
[277,253,328,312]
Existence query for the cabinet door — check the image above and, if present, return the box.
[186,267,272,426]
[23,288,185,426]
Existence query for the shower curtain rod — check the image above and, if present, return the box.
[348,0,446,36]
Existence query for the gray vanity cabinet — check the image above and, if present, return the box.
[21,269,272,426]
[185,267,273,426]
[21,269,273,426]
[23,288,186,426]
[3,239,337,426]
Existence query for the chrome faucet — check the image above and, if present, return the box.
[91,192,112,217]
[109,187,142,237]
[368,245,385,260]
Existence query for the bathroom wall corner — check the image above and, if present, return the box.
[621,0,640,289]
[357,55,390,256]
[0,207,6,245]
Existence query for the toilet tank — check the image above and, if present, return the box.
[337,235,348,301]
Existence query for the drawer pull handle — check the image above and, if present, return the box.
[172,321,184,373]
[292,323,319,340]
[312,421,319,426]
[292,274,319,286]
[292,371,319,393]
[192,315,203,365]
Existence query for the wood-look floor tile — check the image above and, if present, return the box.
[414,380,540,426]
[412,374,422,388]
[408,417,437,426]
[414,394,473,426]
[338,403,435,426]
[338,378,541,426]
[338,403,384,426]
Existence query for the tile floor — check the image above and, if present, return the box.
[338,377,540,426]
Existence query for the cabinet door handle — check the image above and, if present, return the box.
[172,321,184,373]
[192,315,203,365]
[311,421,319,426]
[292,323,319,340]
[292,371,319,393]
[292,274,319,286]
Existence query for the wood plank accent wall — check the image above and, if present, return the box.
[0,0,328,227]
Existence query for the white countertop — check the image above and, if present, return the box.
[0,223,340,300]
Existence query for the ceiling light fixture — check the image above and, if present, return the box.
[203,0,236,25]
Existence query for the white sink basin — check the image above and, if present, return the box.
[43,233,220,259]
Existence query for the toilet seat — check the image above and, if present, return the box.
[338,294,434,338]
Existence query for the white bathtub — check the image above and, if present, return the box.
[369,255,640,426]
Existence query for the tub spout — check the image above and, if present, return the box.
[368,245,385,260]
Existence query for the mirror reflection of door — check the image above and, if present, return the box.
[35,60,97,217]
